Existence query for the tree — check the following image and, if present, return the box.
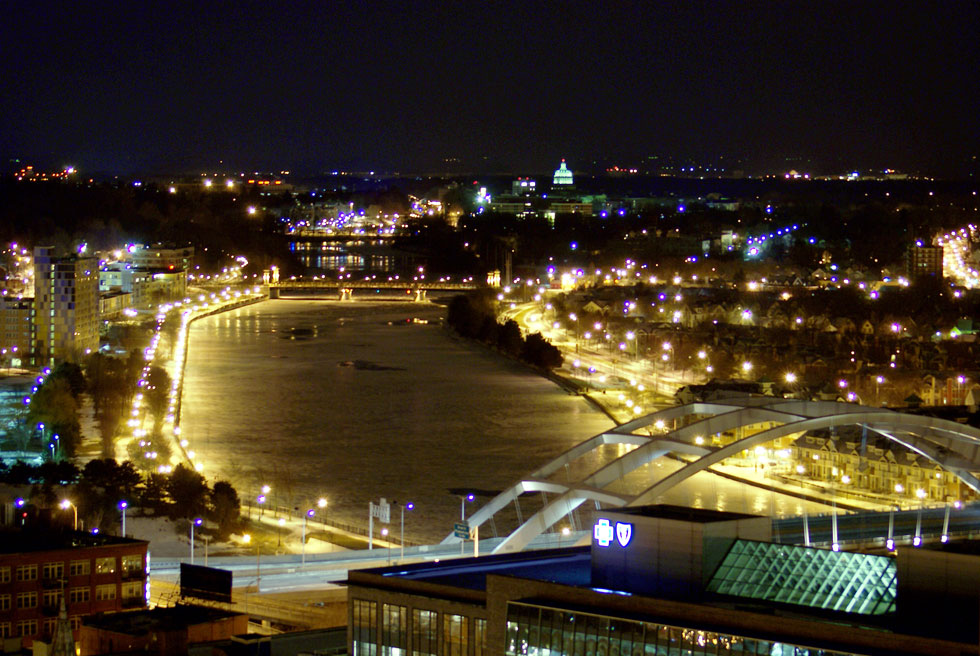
[498,320,523,357]
[49,362,87,399]
[27,378,81,457]
[167,463,209,519]
[521,333,563,369]
[209,481,241,537]
[144,365,172,429]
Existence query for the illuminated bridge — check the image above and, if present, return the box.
[265,279,479,299]
[443,397,980,554]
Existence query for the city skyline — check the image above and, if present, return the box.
[1,2,978,176]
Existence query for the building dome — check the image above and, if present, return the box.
[553,159,574,186]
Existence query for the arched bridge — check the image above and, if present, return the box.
[443,397,980,554]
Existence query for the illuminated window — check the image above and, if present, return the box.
[95,584,116,601]
[95,557,115,574]
[121,581,142,600]
[441,614,468,656]
[381,603,406,655]
[352,598,377,656]
[122,554,143,576]
[412,609,438,656]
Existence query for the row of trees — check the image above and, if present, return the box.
[448,294,563,369]
[0,458,242,538]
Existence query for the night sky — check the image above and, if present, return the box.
[2,2,977,175]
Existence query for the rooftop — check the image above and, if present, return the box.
[0,527,147,555]
[83,604,240,635]
[612,504,760,523]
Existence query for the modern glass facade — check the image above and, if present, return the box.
[504,602,865,656]
[706,540,897,615]
[353,599,378,656]
[352,599,488,656]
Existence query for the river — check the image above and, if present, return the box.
[179,298,836,545]
[179,299,613,543]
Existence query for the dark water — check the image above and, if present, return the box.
[179,300,614,543]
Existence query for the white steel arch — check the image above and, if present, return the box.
[441,396,980,553]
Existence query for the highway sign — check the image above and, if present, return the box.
[371,498,391,524]
[453,521,470,539]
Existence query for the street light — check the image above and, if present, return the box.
[400,502,414,561]
[257,494,267,518]
[460,494,474,555]
[60,499,77,531]
[119,501,128,537]
[302,509,315,564]
[190,518,202,563]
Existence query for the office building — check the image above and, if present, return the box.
[347,505,978,655]
[33,247,100,365]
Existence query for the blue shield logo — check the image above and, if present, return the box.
[615,522,632,547]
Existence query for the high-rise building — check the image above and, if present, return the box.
[33,247,100,365]
[906,241,943,280]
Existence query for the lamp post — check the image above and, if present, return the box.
[460,494,474,555]
[317,497,328,526]
[119,501,128,537]
[257,494,267,518]
[302,509,314,564]
[190,518,202,563]
[59,499,77,531]
[277,517,286,548]
[260,485,271,517]
[400,502,414,561]
[875,375,885,406]
[243,534,258,590]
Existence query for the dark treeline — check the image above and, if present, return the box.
[0,457,242,537]
[447,293,563,370]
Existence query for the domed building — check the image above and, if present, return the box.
[552,159,574,186]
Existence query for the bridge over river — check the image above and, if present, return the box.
[265,279,479,299]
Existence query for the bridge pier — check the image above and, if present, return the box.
[268,287,280,299]
[414,289,427,302]
[339,288,353,301]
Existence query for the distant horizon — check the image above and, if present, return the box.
[2,4,976,182]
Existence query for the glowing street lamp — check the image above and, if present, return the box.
[400,502,414,561]
[119,501,128,537]
[190,518,202,563]
[60,499,77,531]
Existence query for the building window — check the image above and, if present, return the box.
[69,617,81,631]
[352,599,378,656]
[17,620,37,638]
[121,554,143,576]
[17,591,38,609]
[0,622,11,638]
[42,562,64,580]
[412,609,438,656]
[474,618,487,656]
[69,560,90,576]
[42,590,63,609]
[0,595,10,611]
[0,567,9,583]
[441,614,468,656]
[69,587,90,604]
[95,557,116,574]
[122,581,143,599]
[16,564,37,581]
[43,619,57,638]
[95,584,116,601]
[381,604,407,656]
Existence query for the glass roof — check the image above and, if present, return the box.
[706,540,897,615]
